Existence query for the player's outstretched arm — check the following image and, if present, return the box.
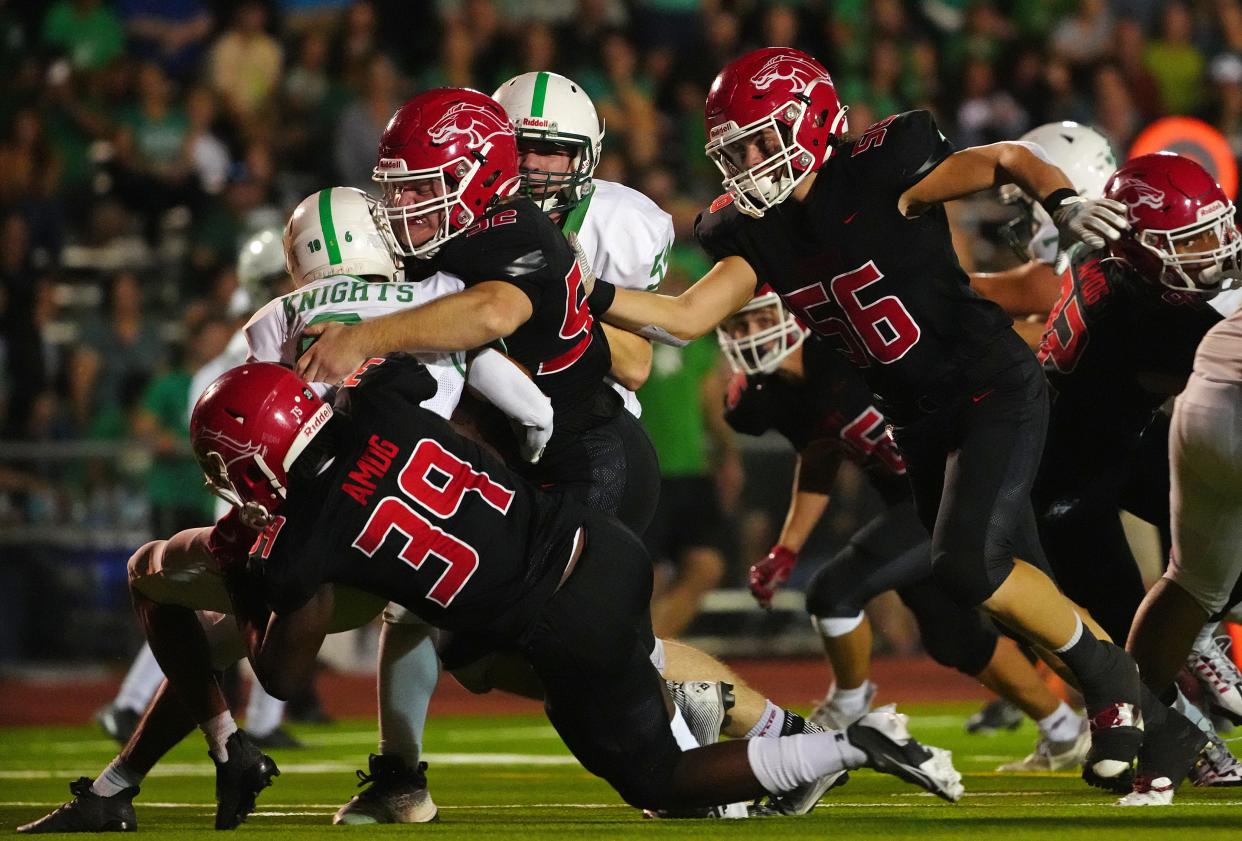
[969,260,1061,317]
[229,576,335,701]
[601,323,653,391]
[295,282,534,383]
[597,256,758,343]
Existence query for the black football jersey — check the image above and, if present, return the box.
[1038,247,1222,434]
[251,355,583,639]
[696,111,1013,415]
[414,198,618,432]
[724,335,910,504]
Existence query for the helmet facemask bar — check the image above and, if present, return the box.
[515,130,597,213]
[1136,203,1242,293]
[200,450,278,529]
[374,157,479,259]
[708,108,808,218]
[716,294,809,375]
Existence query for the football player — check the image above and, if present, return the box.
[209,356,964,814]
[719,291,1090,772]
[582,46,1189,799]
[1034,153,1242,799]
[15,187,555,833]
[970,121,1117,348]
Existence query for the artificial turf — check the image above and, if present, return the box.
[3,703,1242,839]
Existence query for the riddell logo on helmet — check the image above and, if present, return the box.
[376,158,406,171]
[300,403,332,440]
[1198,200,1225,220]
[428,102,514,149]
[751,54,825,94]
[519,116,553,129]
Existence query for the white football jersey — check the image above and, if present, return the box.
[243,272,467,420]
[189,329,250,422]
[567,178,674,417]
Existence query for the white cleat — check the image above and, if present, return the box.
[667,680,734,747]
[1189,730,1242,787]
[1189,634,1242,724]
[334,755,437,824]
[809,681,877,730]
[1116,776,1175,806]
[846,705,964,802]
[997,718,1090,772]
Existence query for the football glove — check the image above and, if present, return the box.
[749,545,797,608]
[1051,195,1128,251]
[208,509,259,571]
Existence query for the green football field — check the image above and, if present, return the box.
[4,704,1242,839]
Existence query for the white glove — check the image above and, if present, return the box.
[1052,195,1129,251]
[466,349,554,464]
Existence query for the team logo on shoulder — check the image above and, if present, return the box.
[428,102,514,150]
[710,193,735,213]
[751,54,828,94]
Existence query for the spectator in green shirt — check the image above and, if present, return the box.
[41,0,125,72]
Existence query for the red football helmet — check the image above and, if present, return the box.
[1104,153,1242,293]
[373,88,521,258]
[704,48,847,218]
[190,363,333,528]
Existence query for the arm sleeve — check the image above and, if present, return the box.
[693,196,744,264]
[243,300,290,364]
[466,349,554,462]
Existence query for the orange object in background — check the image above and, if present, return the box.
[1129,117,1238,200]
[1228,622,1242,670]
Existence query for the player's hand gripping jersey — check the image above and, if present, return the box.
[245,272,468,419]
[250,355,584,639]
[724,334,909,503]
[696,111,1013,416]
[409,198,617,433]
[1039,246,1222,421]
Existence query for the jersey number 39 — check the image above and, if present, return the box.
[352,439,515,608]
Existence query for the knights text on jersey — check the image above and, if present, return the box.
[244,273,467,421]
[253,356,582,638]
[1038,248,1222,417]
[723,335,908,488]
[696,111,1013,410]
[429,198,616,429]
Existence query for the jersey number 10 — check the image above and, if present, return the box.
[352,438,515,608]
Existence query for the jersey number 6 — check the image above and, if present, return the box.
[351,439,515,607]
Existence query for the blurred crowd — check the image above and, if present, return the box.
[0,0,1238,630]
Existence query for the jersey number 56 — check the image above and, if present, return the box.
[786,261,921,366]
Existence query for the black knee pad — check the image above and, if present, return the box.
[805,553,864,619]
[898,580,998,676]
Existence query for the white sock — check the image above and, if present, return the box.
[669,707,700,750]
[830,681,873,715]
[378,624,439,765]
[244,681,286,738]
[1173,687,1215,735]
[650,637,667,674]
[89,759,143,797]
[114,644,164,713]
[1037,701,1082,742]
[202,711,238,762]
[745,700,785,739]
[746,731,866,794]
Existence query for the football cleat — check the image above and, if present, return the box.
[1116,709,1208,806]
[809,681,877,730]
[334,755,438,824]
[765,769,850,816]
[94,704,141,747]
[997,717,1091,772]
[845,705,964,802]
[16,777,138,833]
[1081,702,1144,792]
[667,680,734,746]
[965,698,1025,735]
[643,803,749,820]
[213,730,280,830]
[1190,729,1242,787]
[1188,634,1242,725]
[251,726,304,750]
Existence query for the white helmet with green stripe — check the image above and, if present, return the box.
[283,187,400,288]
[493,71,604,214]
[231,227,287,316]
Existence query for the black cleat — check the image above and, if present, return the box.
[17,777,138,833]
[846,706,964,802]
[965,699,1024,735]
[334,755,438,824]
[213,730,280,830]
[1081,702,1144,793]
[251,726,304,750]
[94,705,141,746]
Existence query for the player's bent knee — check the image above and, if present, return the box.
[126,540,166,595]
[805,568,862,620]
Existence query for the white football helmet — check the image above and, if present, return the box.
[230,227,288,317]
[283,187,400,288]
[716,291,808,375]
[493,72,604,213]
